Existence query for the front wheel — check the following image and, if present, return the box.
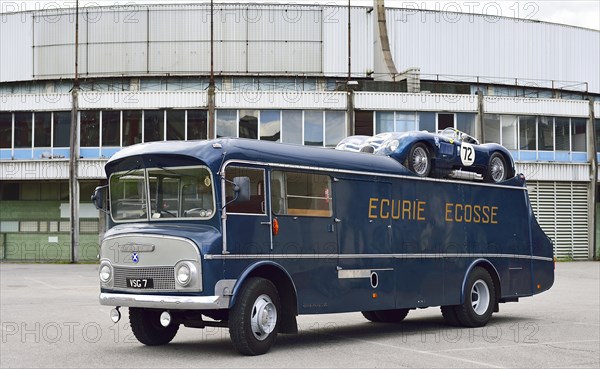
[406,143,432,177]
[361,309,409,323]
[484,153,510,183]
[454,267,496,327]
[229,277,281,356]
[129,308,179,346]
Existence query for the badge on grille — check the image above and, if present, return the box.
[132,252,139,264]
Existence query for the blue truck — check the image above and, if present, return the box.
[94,138,554,355]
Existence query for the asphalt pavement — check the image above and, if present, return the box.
[1,262,598,368]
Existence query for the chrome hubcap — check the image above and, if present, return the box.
[490,157,505,182]
[411,147,429,175]
[471,279,491,315]
[250,294,277,341]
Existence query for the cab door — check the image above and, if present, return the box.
[270,170,338,312]
[224,165,272,255]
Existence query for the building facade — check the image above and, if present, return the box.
[0,2,599,261]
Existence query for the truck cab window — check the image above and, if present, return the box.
[271,170,332,217]
[225,166,266,214]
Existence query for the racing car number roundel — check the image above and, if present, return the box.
[460,143,475,166]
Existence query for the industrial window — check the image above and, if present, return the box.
[239,110,258,139]
[34,112,52,147]
[122,110,142,146]
[501,115,518,150]
[554,118,570,151]
[0,113,11,149]
[271,171,332,218]
[538,117,554,151]
[260,110,281,141]
[187,110,208,140]
[225,166,265,215]
[437,113,455,131]
[14,112,32,148]
[571,118,587,152]
[325,111,345,147]
[375,112,394,133]
[395,113,417,132]
[281,110,302,145]
[483,114,500,144]
[81,111,100,147]
[166,110,185,141]
[418,112,436,133]
[102,111,120,146]
[519,116,537,150]
[144,110,164,142]
[53,112,71,148]
[216,110,237,138]
[456,113,476,136]
[304,110,323,146]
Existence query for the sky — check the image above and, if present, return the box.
[0,0,599,30]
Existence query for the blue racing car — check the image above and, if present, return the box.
[335,128,515,183]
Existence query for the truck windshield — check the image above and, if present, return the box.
[109,166,215,222]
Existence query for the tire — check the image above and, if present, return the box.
[440,305,461,326]
[406,143,431,177]
[361,311,381,322]
[484,152,509,183]
[374,309,410,323]
[129,308,179,346]
[454,267,496,327]
[229,277,281,356]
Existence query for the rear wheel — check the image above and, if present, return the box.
[406,143,431,177]
[374,309,409,323]
[484,153,509,183]
[440,305,461,326]
[129,308,179,346]
[229,277,280,356]
[454,267,496,327]
[361,311,381,322]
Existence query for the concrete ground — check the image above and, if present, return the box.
[0,262,598,368]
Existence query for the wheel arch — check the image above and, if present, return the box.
[231,261,299,334]
[460,259,502,311]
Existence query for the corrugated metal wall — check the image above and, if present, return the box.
[385,8,600,94]
[528,181,590,259]
[0,4,374,82]
[0,12,33,82]
[484,97,590,117]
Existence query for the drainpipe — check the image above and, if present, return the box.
[208,0,216,139]
[589,99,597,260]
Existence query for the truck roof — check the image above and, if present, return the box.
[105,138,415,177]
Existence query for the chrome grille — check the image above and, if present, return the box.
[113,266,175,290]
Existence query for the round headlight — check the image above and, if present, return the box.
[176,264,191,286]
[99,264,112,283]
[387,139,400,152]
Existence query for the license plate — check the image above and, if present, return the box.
[126,278,154,289]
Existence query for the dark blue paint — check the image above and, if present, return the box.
[102,138,554,314]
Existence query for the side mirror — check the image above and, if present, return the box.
[232,177,251,202]
[92,185,108,212]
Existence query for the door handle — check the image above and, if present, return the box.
[260,221,271,225]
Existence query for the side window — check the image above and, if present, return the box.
[271,171,332,217]
[225,166,265,214]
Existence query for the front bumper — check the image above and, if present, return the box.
[99,292,229,310]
